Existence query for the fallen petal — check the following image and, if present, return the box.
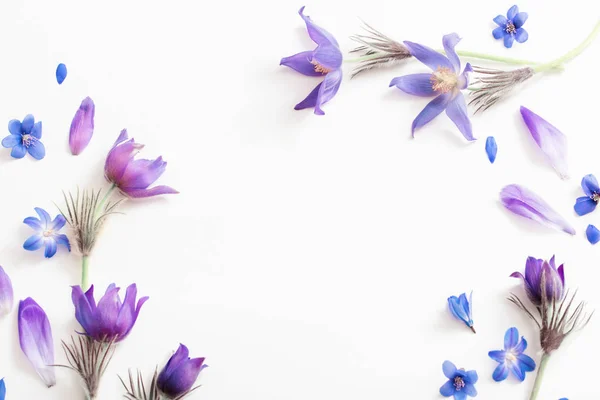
[55,63,67,84]
[0,266,14,317]
[485,136,497,163]
[69,97,95,155]
[586,224,600,244]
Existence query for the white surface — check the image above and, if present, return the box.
[0,0,599,399]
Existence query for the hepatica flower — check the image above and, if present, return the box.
[0,266,14,317]
[488,327,536,382]
[23,208,71,258]
[510,256,564,307]
[439,361,478,399]
[448,292,475,333]
[1,115,44,160]
[69,97,95,155]
[157,344,207,399]
[280,6,342,115]
[18,298,55,387]
[492,5,529,48]
[574,174,600,216]
[390,33,474,141]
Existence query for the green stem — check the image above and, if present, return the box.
[529,353,550,400]
[344,49,540,65]
[81,256,90,291]
[94,184,117,219]
[534,20,600,73]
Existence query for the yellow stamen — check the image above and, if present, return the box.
[430,67,458,93]
[311,60,331,74]
[43,230,53,237]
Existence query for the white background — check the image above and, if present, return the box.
[0,0,599,399]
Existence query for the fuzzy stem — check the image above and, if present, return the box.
[94,184,116,218]
[344,50,540,65]
[81,256,90,291]
[534,20,600,73]
[529,353,550,400]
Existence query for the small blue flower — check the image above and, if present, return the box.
[485,136,497,163]
[440,361,478,399]
[448,292,475,333]
[492,5,528,48]
[23,208,71,258]
[488,327,536,382]
[56,63,67,84]
[574,174,600,216]
[586,224,600,244]
[1,115,45,160]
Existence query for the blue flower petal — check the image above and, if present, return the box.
[8,119,21,136]
[463,383,477,397]
[507,359,526,381]
[439,380,455,396]
[31,121,42,139]
[389,74,437,97]
[492,27,505,39]
[34,208,52,226]
[513,12,528,28]
[574,197,597,216]
[488,350,506,363]
[581,174,600,197]
[486,136,498,163]
[458,293,470,317]
[448,296,469,323]
[51,215,66,231]
[465,370,478,384]
[1,134,21,148]
[514,336,527,353]
[492,363,509,381]
[23,217,43,231]
[504,34,515,48]
[411,93,452,136]
[515,28,528,43]
[586,224,600,244]
[442,361,457,379]
[442,33,461,73]
[507,5,519,20]
[21,115,35,134]
[493,15,508,27]
[516,354,536,372]
[0,378,5,400]
[44,238,58,258]
[445,94,474,141]
[27,141,45,160]
[56,63,67,84]
[23,234,44,251]
[454,391,467,400]
[55,234,71,252]
[403,41,454,72]
[10,143,26,158]
[504,327,519,350]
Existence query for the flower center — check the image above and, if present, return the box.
[505,352,517,362]
[430,67,458,93]
[453,376,465,391]
[505,21,517,34]
[592,193,600,202]
[311,60,331,74]
[22,134,35,148]
[43,230,53,237]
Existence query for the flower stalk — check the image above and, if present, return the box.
[528,353,549,400]
[345,49,539,66]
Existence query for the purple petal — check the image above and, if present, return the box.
[442,33,461,72]
[95,286,122,339]
[159,344,191,381]
[298,6,339,47]
[411,93,452,136]
[1,134,21,148]
[507,5,519,20]
[492,363,509,382]
[105,132,144,183]
[504,327,519,350]
[113,128,129,147]
[0,266,14,317]
[557,263,565,286]
[294,82,321,111]
[69,97,95,155]
[513,12,528,29]
[123,185,180,198]
[581,174,600,197]
[524,257,543,302]
[442,360,457,379]
[586,224,600,244]
[280,51,322,77]
[492,27,505,39]
[389,74,436,97]
[120,157,167,190]
[574,196,597,216]
[486,136,498,163]
[403,41,453,72]
[8,119,22,136]
[458,63,472,90]
[504,34,515,48]
[312,44,342,70]
[445,94,474,141]
[493,15,508,26]
[21,115,35,134]
[71,286,97,336]
[500,184,576,235]
[114,284,147,341]
[314,69,342,116]
[18,298,55,387]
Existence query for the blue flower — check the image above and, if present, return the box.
[448,292,475,333]
[574,174,600,216]
[1,115,45,160]
[492,5,529,48]
[488,327,536,382]
[440,361,478,399]
[23,208,71,258]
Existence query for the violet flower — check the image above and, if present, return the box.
[574,174,600,216]
[439,361,478,399]
[18,298,55,387]
[280,6,343,115]
[492,5,529,48]
[104,129,178,198]
[23,208,71,258]
[488,327,536,382]
[1,114,45,160]
[0,266,13,317]
[448,292,475,333]
[390,33,473,140]
[69,97,95,155]
[510,256,565,307]
[499,184,575,235]
[157,344,207,399]
[520,106,568,179]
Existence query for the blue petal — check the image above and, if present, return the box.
[465,370,478,384]
[453,391,467,400]
[504,34,515,48]
[314,69,342,116]
[31,121,42,139]
[8,119,21,136]
[439,380,455,396]
[458,293,470,317]
[586,224,600,244]
[34,208,52,226]
[448,296,469,323]
[446,94,474,141]
[0,378,5,400]
[514,336,527,353]
[488,350,506,363]
[492,363,509,381]
[23,217,43,231]
[295,83,321,111]
[486,136,498,163]
[411,93,452,136]
[508,359,526,381]
[507,5,519,20]
[463,383,477,397]
[389,73,436,97]
[403,41,453,72]
[492,27,505,39]
[56,63,67,84]
[581,174,600,197]
[516,354,536,372]
[515,28,528,43]
[280,51,322,77]
[442,33,461,73]
[21,115,34,134]
[55,234,71,252]
[442,360,457,379]
[513,12,528,28]
[10,143,26,159]
[27,140,45,160]
[574,197,597,216]
[51,215,66,230]
[504,327,519,350]
[23,234,44,251]
[1,134,21,148]
[44,238,58,258]
[493,15,508,26]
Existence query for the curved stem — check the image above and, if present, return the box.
[529,353,550,400]
[344,49,540,65]
[94,184,117,218]
[81,256,90,291]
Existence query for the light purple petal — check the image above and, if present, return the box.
[120,157,167,190]
[411,93,452,136]
[105,132,144,183]
[442,33,461,73]
[493,15,508,27]
[581,174,600,197]
[520,106,568,179]
[403,41,453,72]
[458,63,472,90]
[18,298,55,387]
[507,5,519,20]
[445,94,474,141]
[314,69,342,116]
[294,82,321,111]
[298,6,339,47]
[312,45,342,70]
[280,51,322,76]
[500,184,576,235]
[69,97,95,155]
[0,266,14,317]
[586,224,600,244]
[389,74,436,97]
[513,12,528,29]
[123,185,179,198]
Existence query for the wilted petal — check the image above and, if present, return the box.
[280,51,322,77]
[586,224,600,244]
[0,266,14,317]
[485,136,497,163]
[55,63,67,84]
[69,97,95,155]
[389,74,436,97]
[18,298,55,387]
[520,106,568,179]
[500,184,576,235]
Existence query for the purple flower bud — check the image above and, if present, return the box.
[69,97,95,155]
[157,344,206,399]
[18,298,56,387]
[510,256,565,306]
[71,283,148,343]
[104,129,178,198]
[0,266,13,317]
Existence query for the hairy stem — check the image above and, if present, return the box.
[529,353,550,400]
[94,184,116,218]
[345,49,540,65]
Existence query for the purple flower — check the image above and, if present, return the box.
[23,208,71,258]
[488,327,536,382]
[510,256,565,306]
[500,184,575,235]
[280,6,343,115]
[448,292,475,333]
[56,63,67,84]
[586,224,600,244]
[104,129,178,198]
[157,344,207,399]
[439,361,478,399]
[390,33,474,141]
[69,97,95,155]
[1,115,45,160]
[574,174,600,216]
[18,298,55,387]
[0,266,14,317]
[71,283,148,343]
[520,106,568,179]
[492,5,528,48]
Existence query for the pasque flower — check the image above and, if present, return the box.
[105,129,178,198]
[280,6,343,115]
[488,327,536,382]
[390,33,474,141]
[510,256,564,306]
[157,344,207,399]
[574,174,600,216]
[69,97,95,155]
[492,5,529,48]
[23,208,71,258]
[71,283,148,343]
[439,361,478,399]
[18,298,56,387]
[1,114,45,160]
[448,292,475,333]
[0,266,13,317]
